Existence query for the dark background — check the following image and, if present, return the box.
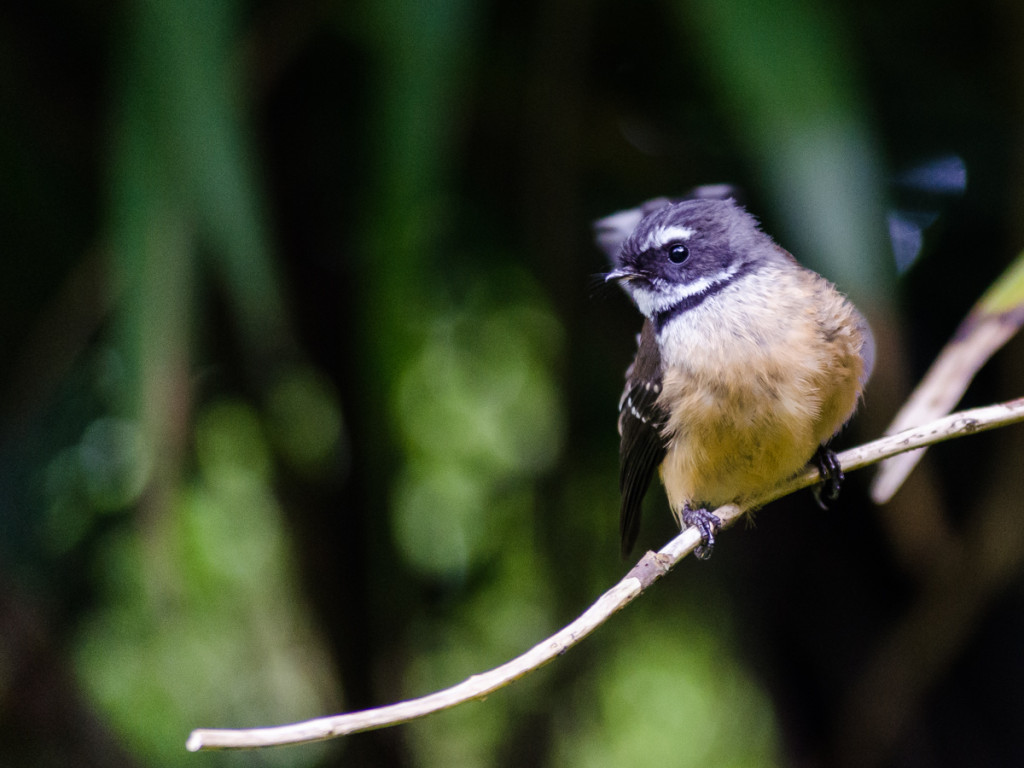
[3,0,1024,766]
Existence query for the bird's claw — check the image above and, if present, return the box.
[682,505,722,560]
[812,446,844,510]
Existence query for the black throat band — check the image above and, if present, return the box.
[652,261,753,334]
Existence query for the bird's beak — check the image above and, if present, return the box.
[604,267,637,283]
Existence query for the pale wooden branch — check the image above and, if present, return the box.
[871,248,1024,505]
[870,316,1022,504]
[187,396,1024,752]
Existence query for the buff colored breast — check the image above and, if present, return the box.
[654,266,866,520]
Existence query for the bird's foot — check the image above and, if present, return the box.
[681,504,722,560]
[812,445,844,510]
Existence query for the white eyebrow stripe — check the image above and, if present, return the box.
[637,224,695,251]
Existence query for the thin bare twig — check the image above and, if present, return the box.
[187,396,1024,752]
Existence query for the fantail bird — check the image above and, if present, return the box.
[598,195,874,559]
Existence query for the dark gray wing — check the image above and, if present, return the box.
[617,320,668,557]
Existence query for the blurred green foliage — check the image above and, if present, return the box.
[76,398,339,767]
[393,281,564,576]
[681,0,893,302]
[555,616,780,768]
[2,0,1024,767]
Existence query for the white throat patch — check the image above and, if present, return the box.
[628,264,741,319]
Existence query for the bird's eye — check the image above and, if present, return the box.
[667,243,689,264]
